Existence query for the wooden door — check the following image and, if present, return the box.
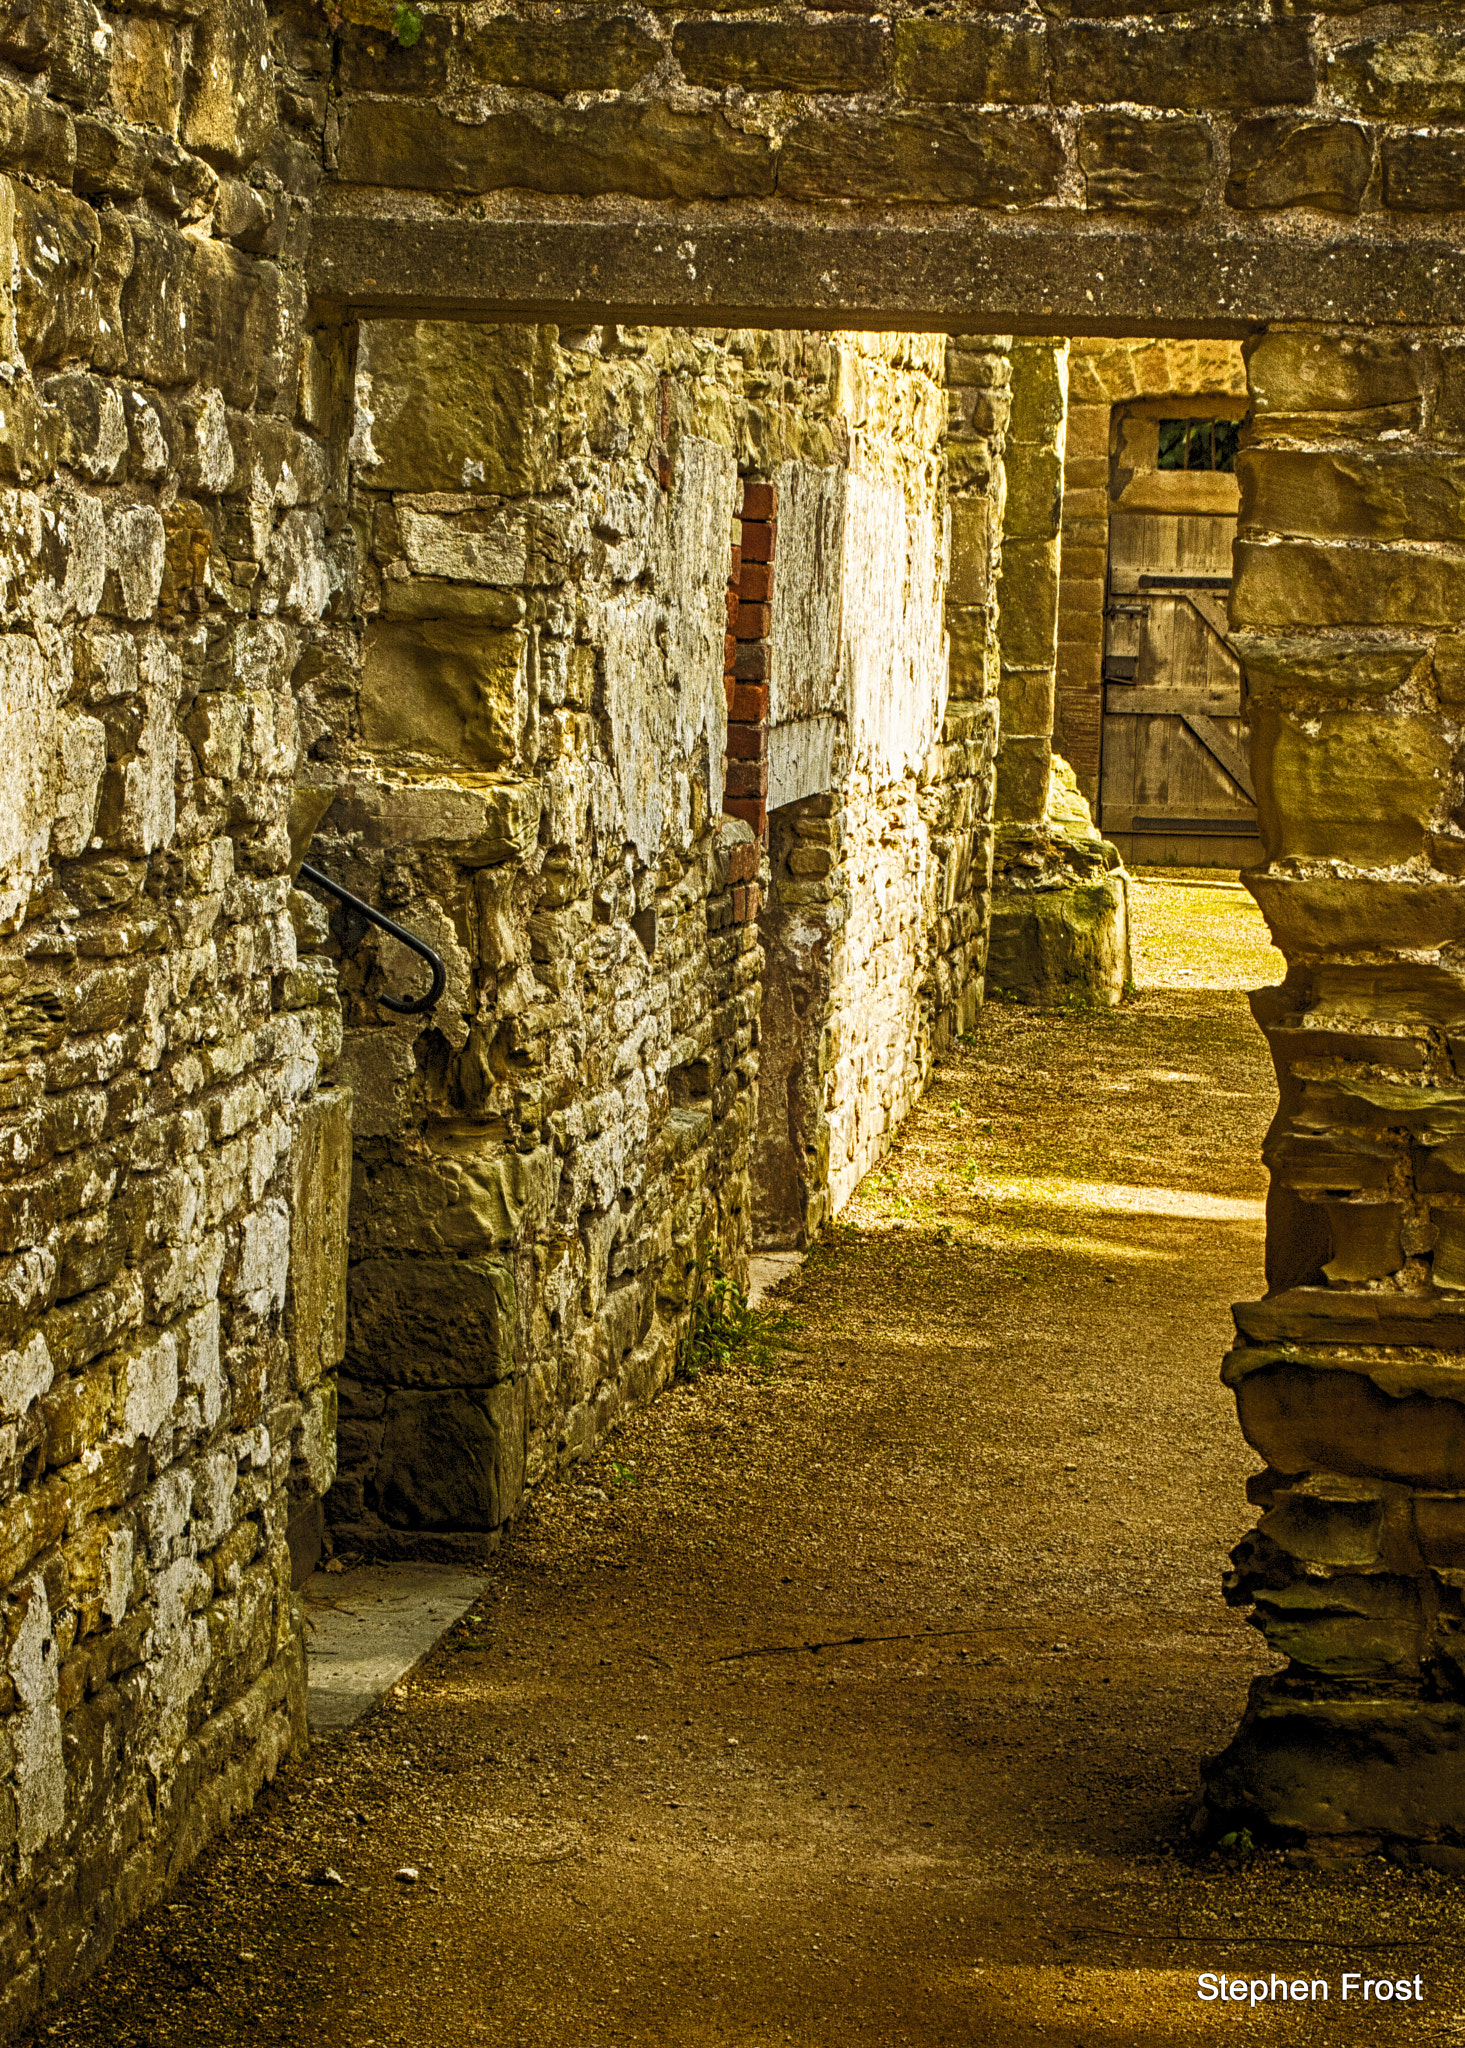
[1098,410,1256,868]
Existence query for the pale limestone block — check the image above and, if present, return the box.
[0,632,58,927]
[101,1523,134,1628]
[190,1448,237,1548]
[236,1199,289,1316]
[0,1330,52,1422]
[192,388,235,492]
[8,1576,64,1862]
[117,687,179,855]
[296,1381,337,1498]
[179,1300,222,1429]
[51,709,106,858]
[260,508,330,623]
[119,1331,179,1443]
[770,460,846,727]
[106,501,166,618]
[338,1028,417,1140]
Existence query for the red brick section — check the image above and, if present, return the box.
[722,475,777,898]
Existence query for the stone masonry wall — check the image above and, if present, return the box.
[308,320,764,1552]
[753,334,999,1247]
[0,5,351,2034]
[987,339,1129,1008]
[1206,323,1465,1856]
[315,5,1465,338]
[311,322,977,1545]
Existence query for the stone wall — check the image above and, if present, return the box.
[309,320,762,1552]
[986,340,1129,1008]
[1202,323,1465,1857]
[315,6,1465,336]
[5,1,1465,2016]
[754,335,1001,1246]
[0,6,349,2033]
[310,321,984,1540]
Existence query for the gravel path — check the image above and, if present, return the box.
[34,875,1465,2047]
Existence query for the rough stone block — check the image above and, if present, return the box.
[121,221,278,409]
[358,320,557,495]
[380,580,529,626]
[674,21,888,92]
[373,1380,526,1531]
[1246,330,1434,415]
[1227,119,1373,214]
[1330,33,1465,122]
[1320,1200,1405,1284]
[179,0,275,172]
[15,189,129,376]
[463,16,662,95]
[1239,448,1465,547]
[1007,343,1067,445]
[996,538,1061,668]
[779,111,1061,207]
[338,99,777,200]
[360,623,527,768]
[288,1088,352,1393]
[1233,541,1465,629]
[1235,1358,1465,1491]
[1205,1688,1465,1843]
[893,19,1046,105]
[1052,21,1314,109]
[1002,447,1064,541]
[1078,114,1213,215]
[1247,876,1465,956]
[986,873,1129,1010]
[994,734,1051,826]
[348,1255,516,1389]
[329,773,542,867]
[1232,631,1429,702]
[947,497,990,607]
[997,668,1055,737]
[0,73,75,184]
[1382,132,1465,213]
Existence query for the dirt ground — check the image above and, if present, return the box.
[30,873,1465,2047]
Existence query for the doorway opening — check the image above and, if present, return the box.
[1099,393,1256,869]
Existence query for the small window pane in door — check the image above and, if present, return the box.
[1157,419,1240,473]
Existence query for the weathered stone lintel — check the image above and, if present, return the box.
[308,216,1465,337]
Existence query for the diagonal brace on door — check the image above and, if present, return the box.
[1179,713,1256,804]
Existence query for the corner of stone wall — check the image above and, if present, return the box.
[940,336,1009,1039]
[988,340,1129,1009]
[315,320,762,1561]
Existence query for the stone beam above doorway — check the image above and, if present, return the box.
[308,216,1465,338]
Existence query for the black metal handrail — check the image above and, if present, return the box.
[297,861,447,1017]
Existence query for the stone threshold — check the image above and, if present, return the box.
[302,1564,487,1734]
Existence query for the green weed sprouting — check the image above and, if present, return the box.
[324,2,424,45]
[676,1261,790,1381]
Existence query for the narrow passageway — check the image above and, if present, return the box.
[37,881,1465,2046]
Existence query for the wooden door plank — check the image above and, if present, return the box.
[1106,687,1242,715]
[1183,591,1232,648]
[1180,712,1257,802]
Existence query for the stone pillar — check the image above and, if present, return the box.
[943,338,1010,1012]
[1206,324,1465,1860]
[994,340,1067,835]
[985,341,1130,1007]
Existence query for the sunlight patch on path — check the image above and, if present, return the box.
[970,1176,1266,1224]
[1128,868,1281,994]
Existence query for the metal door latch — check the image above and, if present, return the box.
[1104,599,1150,620]
[298,861,447,1017]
